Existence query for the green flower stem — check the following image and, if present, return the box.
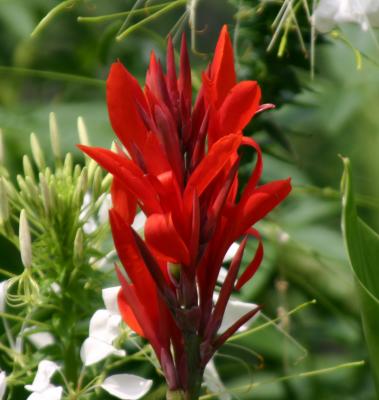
[199,361,365,399]
[0,66,105,87]
[77,2,173,23]
[228,299,316,342]
[182,333,203,400]
[0,267,16,277]
[31,0,79,37]
[116,0,187,41]
[0,311,49,328]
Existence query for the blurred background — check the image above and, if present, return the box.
[1,0,379,399]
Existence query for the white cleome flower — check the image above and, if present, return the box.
[0,371,7,400]
[27,331,55,349]
[25,360,63,400]
[218,297,259,334]
[80,286,125,366]
[203,360,231,400]
[101,374,153,400]
[313,0,379,32]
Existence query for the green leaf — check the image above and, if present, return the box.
[341,156,379,394]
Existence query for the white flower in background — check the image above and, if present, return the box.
[101,374,153,400]
[27,331,55,349]
[25,360,63,400]
[0,371,6,400]
[82,287,153,399]
[223,242,239,263]
[0,280,8,312]
[212,293,259,334]
[80,286,125,366]
[203,360,231,400]
[313,0,379,32]
[131,211,146,232]
[98,193,112,224]
[204,297,259,400]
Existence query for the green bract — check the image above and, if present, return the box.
[341,157,379,394]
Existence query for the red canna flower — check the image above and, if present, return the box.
[79,25,291,399]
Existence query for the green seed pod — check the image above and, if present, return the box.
[23,155,35,182]
[73,228,84,267]
[77,116,90,146]
[63,153,73,178]
[101,173,113,192]
[92,166,103,199]
[49,112,61,161]
[73,164,81,181]
[0,177,9,224]
[25,176,40,200]
[17,175,29,197]
[19,209,32,269]
[30,133,46,171]
[73,167,88,207]
[39,173,51,215]
[87,159,97,186]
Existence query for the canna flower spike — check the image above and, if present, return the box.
[79,25,291,399]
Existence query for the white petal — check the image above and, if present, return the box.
[28,331,55,349]
[80,337,126,366]
[204,360,231,400]
[83,218,97,234]
[50,283,61,294]
[89,309,122,343]
[213,293,259,334]
[312,0,339,32]
[102,286,121,315]
[223,242,239,263]
[98,194,112,224]
[26,385,63,400]
[0,371,7,400]
[101,374,153,400]
[131,211,146,233]
[216,267,228,285]
[25,360,60,392]
[0,280,8,312]
[220,299,259,333]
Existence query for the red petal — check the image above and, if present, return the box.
[178,33,192,110]
[234,178,292,238]
[166,35,179,109]
[78,145,162,214]
[185,134,242,196]
[145,213,190,265]
[107,62,148,158]
[210,25,236,107]
[117,288,145,337]
[235,228,263,290]
[219,81,261,136]
[111,177,137,225]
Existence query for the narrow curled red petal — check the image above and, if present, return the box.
[234,178,292,238]
[204,237,248,339]
[235,229,264,290]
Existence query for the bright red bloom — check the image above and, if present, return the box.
[79,25,291,397]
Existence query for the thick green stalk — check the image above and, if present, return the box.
[183,333,203,400]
